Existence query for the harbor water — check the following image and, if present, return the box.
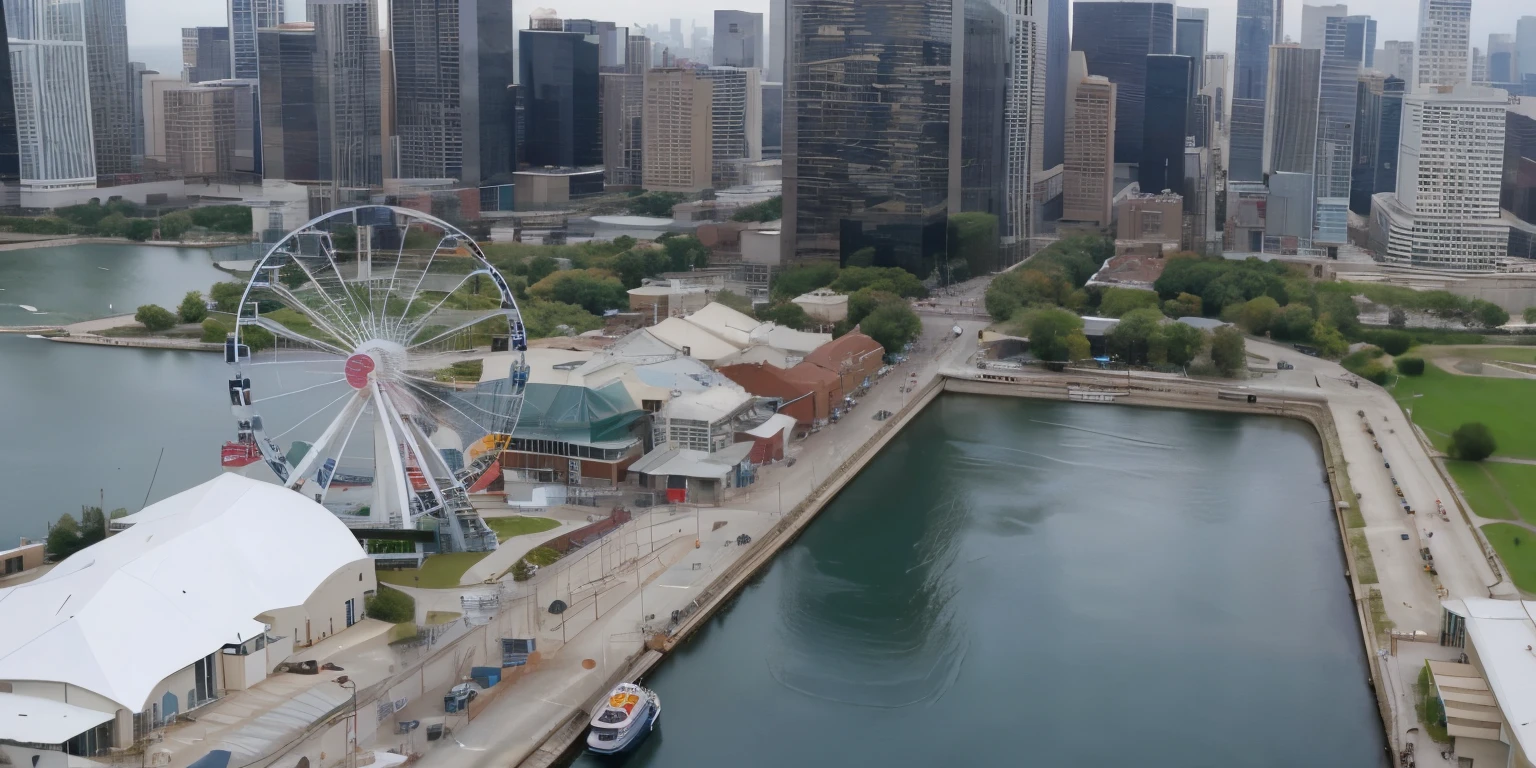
[570,395,1389,767]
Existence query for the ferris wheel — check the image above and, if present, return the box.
[220,206,530,555]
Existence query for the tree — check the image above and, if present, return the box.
[1388,307,1408,328]
[1019,307,1086,363]
[209,281,245,313]
[1235,296,1280,336]
[95,213,130,237]
[1099,288,1162,318]
[178,291,208,323]
[846,247,876,267]
[829,266,927,298]
[1272,304,1315,341]
[278,262,308,289]
[78,507,106,547]
[528,269,628,315]
[1106,308,1163,364]
[241,325,275,352]
[527,255,559,284]
[712,289,756,316]
[859,300,922,354]
[772,263,840,300]
[946,212,1000,278]
[611,248,670,288]
[1472,300,1510,329]
[365,586,416,623]
[1374,329,1412,356]
[1395,357,1426,376]
[1449,422,1497,462]
[848,288,899,327]
[522,299,604,338]
[157,211,193,240]
[135,304,177,332]
[1525,307,1536,324]
[626,191,689,217]
[201,317,230,343]
[1310,320,1349,358]
[1157,322,1208,367]
[730,195,782,222]
[45,513,81,561]
[661,235,710,271]
[126,219,155,241]
[758,301,812,330]
[1211,325,1247,377]
[1163,292,1202,318]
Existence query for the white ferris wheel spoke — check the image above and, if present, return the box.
[388,235,460,340]
[245,316,353,357]
[269,251,368,346]
[313,233,375,341]
[405,309,510,352]
[398,378,497,436]
[253,377,350,404]
[395,268,499,345]
[273,389,357,440]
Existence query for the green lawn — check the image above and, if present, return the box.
[1446,461,1536,524]
[486,516,560,542]
[376,551,490,589]
[1427,346,1536,364]
[1482,523,1536,594]
[1391,363,1536,459]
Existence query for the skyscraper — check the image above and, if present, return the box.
[1315,14,1357,246]
[127,61,147,163]
[310,0,382,187]
[564,19,627,71]
[760,81,782,159]
[393,0,515,185]
[163,86,237,177]
[1371,86,1508,270]
[1041,0,1068,172]
[1140,55,1190,199]
[1488,34,1517,85]
[258,22,323,182]
[1002,0,1044,253]
[1264,45,1320,177]
[642,68,712,192]
[1063,54,1115,226]
[1505,102,1536,259]
[0,1,20,207]
[784,0,953,272]
[84,0,129,176]
[1416,0,1471,88]
[698,67,761,187]
[1300,4,1346,50]
[767,0,785,82]
[229,0,281,80]
[1350,72,1404,216]
[714,11,763,68]
[1382,40,1415,86]
[1175,9,1206,147]
[627,35,653,74]
[6,0,96,188]
[958,0,1007,222]
[1519,17,1536,82]
[601,72,644,187]
[1070,1,1174,166]
[518,28,600,169]
[1230,0,1278,181]
[188,27,232,83]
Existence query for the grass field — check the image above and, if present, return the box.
[1422,346,1536,364]
[376,551,489,589]
[1391,363,1536,459]
[486,516,559,542]
[1446,461,1536,524]
[1482,523,1536,594]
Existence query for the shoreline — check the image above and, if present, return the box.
[0,236,252,253]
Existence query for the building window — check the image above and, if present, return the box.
[3,555,21,574]
[1141,211,1163,236]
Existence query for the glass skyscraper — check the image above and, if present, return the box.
[518,29,600,170]
[784,0,952,274]
[258,23,322,182]
[310,0,382,187]
[1351,73,1404,216]
[5,0,96,188]
[83,0,128,176]
[1040,0,1068,171]
[1070,1,1174,166]
[1141,54,1191,199]
[228,0,281,80]
[1230,0,1279,182]
[0,1,18,206]
[392,0,514,185]
[1314,15,1356,245]
[188,27,231,83]
[959,0,1006,222]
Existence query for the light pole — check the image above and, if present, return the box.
[335,676,357,768]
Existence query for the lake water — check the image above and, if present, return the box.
[569,395,1388,767]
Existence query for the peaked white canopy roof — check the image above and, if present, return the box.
[0,474,369,711]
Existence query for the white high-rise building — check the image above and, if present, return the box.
[1382,40,1415,87]
[6,0,97,189]
[1300,4,1348,50]
[1416,0,1471,88]
[1002,0,1045,258]
[1370,85,1508,270]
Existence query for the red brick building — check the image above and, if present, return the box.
[802,332,884,401]
[717,362,837,425]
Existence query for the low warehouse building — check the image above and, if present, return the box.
[1439,598,1536,767]
[0,475,374,759]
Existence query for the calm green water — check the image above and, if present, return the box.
[0,243,281,544]
[570,395,1388,767]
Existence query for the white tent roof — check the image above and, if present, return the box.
[0,475,369,711]
[0,692,114,743]
[683,303,763,347]
[744,413,797,439]
[1443,598,1536,756]
[629,442,756,480]
[664,386,753,423]
[647,317,740,363]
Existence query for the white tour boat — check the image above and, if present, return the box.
[585,682,660,755]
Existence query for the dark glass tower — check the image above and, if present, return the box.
[392,0,514,185]
[311,0,383,187]
[959,0,1006,220]
[258,24,323,182]
[0,1,17,208]
[1141,54,1191,199]
[783,0,952,274]
[189,27,232,83]
[1041,0,1068,170]
[1175,15,1206,147]
[84,0,130,176]
[518,29,600,169]
[1071,1,1175,166]
[1231,0,1277,181]
[1351,74,1403,216]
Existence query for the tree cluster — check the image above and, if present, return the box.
[625,191,690,217]
[45,507,124,561]
[1103,309,1211,367]
[984,235,1115,322]
[730,196,782,222]
[0,201,251,242]
[134,304,178,332]
[1450,423,1497,462]
[365,586,416,623]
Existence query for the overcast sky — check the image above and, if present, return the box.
[127,0,1530,75]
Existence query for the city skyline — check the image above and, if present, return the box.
[125,0,1529,72]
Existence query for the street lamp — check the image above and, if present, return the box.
[335,676,357,768]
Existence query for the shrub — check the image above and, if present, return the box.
[1210,326,1247,377]
[1525,307,1536,325]
[1374,329,1412,356]
[201,318,230,343]
[1395,357,1426,375]
[1099,287,1162,318]
[241,325,275,352]
[134,304,177,332]
[1449,423,1497,461]
[365,586,416,623]
[730,195,781,222]
[1163,292,1202,318]
[758,301,813,330]
[178,291,208,323]
[1356,362,1392,385]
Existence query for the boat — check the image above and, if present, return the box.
[585,683,659,755]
